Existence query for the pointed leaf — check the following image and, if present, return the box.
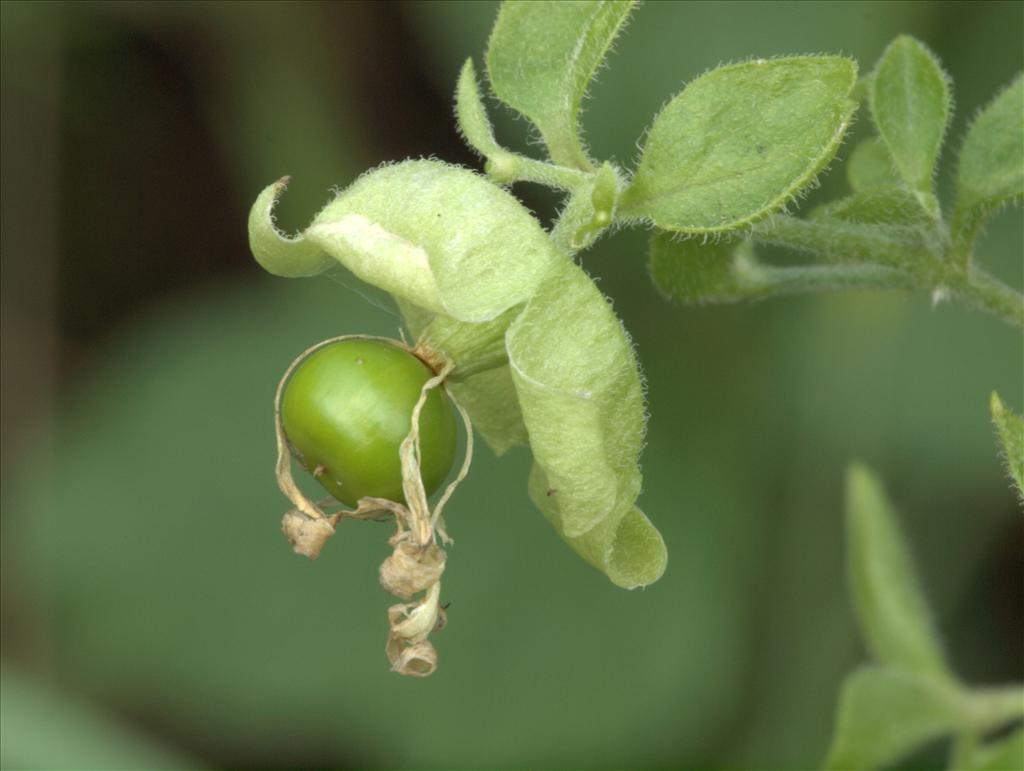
[486,0,636,169]
[506,258,663,586]
[869,36,951,199]
[846,464,952,679]
[846,136,901,191]
[990,391,1024,506]
[823,666,959,771]
[953,74,1024,242]
[619,57,858,234]
[455,58,503,160]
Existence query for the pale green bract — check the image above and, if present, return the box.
[869,36,951,209]
[248,159,664,588]
[823,666,959,771]
[990,391,1024,506]
[486,0,636,170]
[953,74,1024,243]
[845,464,952,681]
[250,161,558,323]
[401,300,529,456]
[619,57,858,233]
[506,258,664,588]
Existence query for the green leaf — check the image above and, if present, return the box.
[814,186,933,226]
[455,58,503,161]
[966,727,1024,771]
[953,74,1024,243]
[506,257,664,587]
[249,160,560,323]
[990,391,1024,505]
[846,137,901,191]
[619,57,858,234]
[845,463,952,680]
[868,36,951,202]
[486,0,636,170]
[649,232,761,304]
[823,666,960,770]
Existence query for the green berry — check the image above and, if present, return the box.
[281,338,457,507]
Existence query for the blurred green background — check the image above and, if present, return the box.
[1,1,1021,768]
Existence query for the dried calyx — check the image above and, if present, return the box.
[273,336,473,677]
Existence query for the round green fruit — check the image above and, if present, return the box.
[281,338,457,507]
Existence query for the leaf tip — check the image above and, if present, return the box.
[247,178,332,279]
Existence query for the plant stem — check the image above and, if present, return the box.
[487,152,590,191]
[748,262,918,297]
[550,180,612,255]
[950,267,1024,329]
[749,215,1024,330]
[752,214,931,267]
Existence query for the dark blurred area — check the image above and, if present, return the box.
[1,1,1021,768]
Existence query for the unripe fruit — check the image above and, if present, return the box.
[281,338,457,507]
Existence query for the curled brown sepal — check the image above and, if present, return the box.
[388,639,438,678]
[385,582,446,677]
[281,509,337,560]
[380,542,446,599]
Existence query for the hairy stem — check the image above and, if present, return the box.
[486,152,590,191]
[951,267,1024,329]
[752,214,931,267]
[749,215,1024,330]
[746,262,918,298]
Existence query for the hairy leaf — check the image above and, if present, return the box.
[506,258,663,586]
[249,160,560,323]
[619,57,858,233]
[846,137,900,191]
[869,36,951,200]
[990,391,1024,506]
[815,186,932,226]
[486,0,635,169]
[953,74,1024,242]
[455,58,503,160]
[846,464,951,679]
[823,666,959,770]
[649,233,760,304]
